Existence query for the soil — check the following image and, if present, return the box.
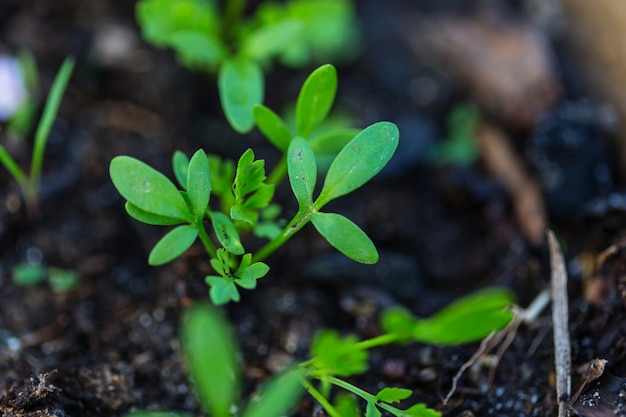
[1,1,626,417]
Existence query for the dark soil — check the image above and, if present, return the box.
[1,1,626,416]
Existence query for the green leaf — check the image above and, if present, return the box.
[380,307,416,344]
[125,412,193,417]
[236,260,269,289]
[402,404,442,417]
[12,263,46,286]
[110,156,192,223]
[333,393,360,417]
[206,276,240,304]
[148,225,198,266]
[413,288,515,345]
[181,303,239,417]
[172,150,190,189]
[375,387,412,404]
[296,64,337,138]
[310,330,368,377]
[317,122,399,207]
[210,211,245,255]
[169,31,226,69]
[241,367,305,417]
[242,19,303,61]
[126,202,183,226]
[253,104,292,151]
[48,268,80,293]
[218,58,264,133]
[231,149,274,225]
[187,149,211,223]
[288,136,317,209]
[309,128,359,155]
[311,212,378,264]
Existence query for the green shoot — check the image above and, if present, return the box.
[0,57,75,214]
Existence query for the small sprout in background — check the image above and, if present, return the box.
[135,0,359,133]
[12,263,80,293]
[428,103,480,166]
[0,57,74,214]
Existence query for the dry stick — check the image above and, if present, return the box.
[548,230,571,417]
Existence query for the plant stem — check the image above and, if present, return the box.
[351,333,398,351]
[302,380,343,417]
[223,0,247,42]
[197,223,218,259]
[0,145,27,189]
[252,208,313,262]
[266,154,287,186]
[28,57,75,209]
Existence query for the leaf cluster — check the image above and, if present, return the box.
[110,64,399,304]
[135,0,358,133]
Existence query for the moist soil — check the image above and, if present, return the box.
[1,1,626,416]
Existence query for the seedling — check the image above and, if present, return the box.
[125,288,515,417]
[110,64,398,305]
[428,103,480,167]
[0,57,74,214]
[135,0,358,133]
[12,262,80,293]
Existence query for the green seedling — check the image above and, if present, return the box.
[0,57,74,213]
[135,0,358,133]
[428,103,480,167]
[12,262,80,293]
[110,65,398,305]
[126,289,514,417]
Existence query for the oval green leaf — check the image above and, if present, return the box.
[253,104,292,151]
[311,211,378,264]
[148,225,198,266]
[181,303,239,417]
[187,149,211,222]
[210,211,245,255]
[172,150,190,189]
[288,136,317,210]
[242,19,303,61]
[110,156,192,222]
[169,31,226,69]
[126,202,183,226]
[296,64,337,138]
[218,58,264,133]
[317,122,399,207]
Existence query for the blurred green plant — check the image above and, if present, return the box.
[110,64,398,305]
[135,0,359,133]
[12,262,80,293]
[125,288,515,417]
[428,104,480,167]
[0,57,74,214]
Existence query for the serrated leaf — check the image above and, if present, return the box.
[239,261,269,281]
[187,149,211,222]
[241,367,305,417]
[296,64,337,138]
[317,122,399,207]
[310,330,368,377]
[288,136,317,209]
[181,303,239,417]
[375,387,412,404]
[403,404,442,417]
[126,202,183,226]
[413,288,515,345]
[110,156,192,223]
[210,211,245,255]
[172,150,190,189]
[380,307,416,344]
[218,58,264,133]
[311,212,378,264]
[253,104,292,151]
[148,225,198,266]
[206,276,240,305]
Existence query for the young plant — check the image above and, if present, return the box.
[135,0,358,133]
[110,64,398,305]
[126,288,515,417]
[0,57,74,213]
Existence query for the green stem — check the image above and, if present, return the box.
[29,57,75,209]
[351,333,398,351]
[197,223,218,259]
[0,145,28,190]
[266,154,287,186]
[326,376,373,401]
[252,207,313,262]
[223,0,247,41]
[302,380,343,417]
